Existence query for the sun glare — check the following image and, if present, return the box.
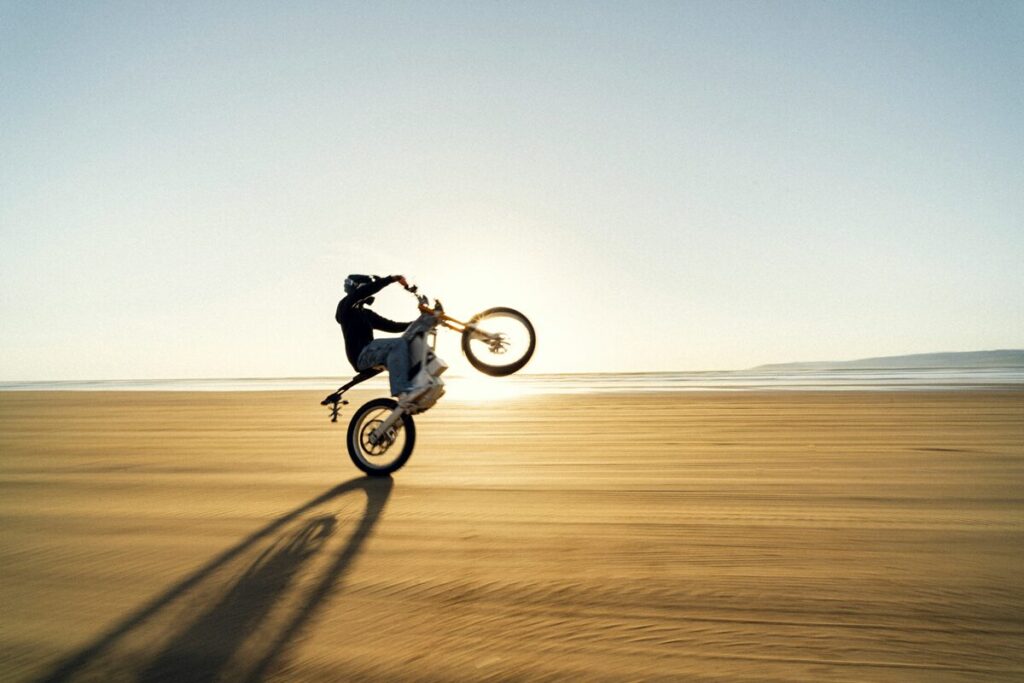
[441,373,535,403]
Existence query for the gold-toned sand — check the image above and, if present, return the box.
[1,390,1022,681]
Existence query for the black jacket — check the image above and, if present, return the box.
[336,276,413,369]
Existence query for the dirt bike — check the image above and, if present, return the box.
[321,283,536,476]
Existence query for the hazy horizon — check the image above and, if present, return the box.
[2,348,1022,385]
[3,2,1022,381]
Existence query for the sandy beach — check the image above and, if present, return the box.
[1,389,1022,681]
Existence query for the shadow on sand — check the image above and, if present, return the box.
[39,476,393,683]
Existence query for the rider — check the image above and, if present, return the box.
[336,274,428,403]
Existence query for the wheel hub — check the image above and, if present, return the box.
[487,333,509,354]
[361,419,394,456]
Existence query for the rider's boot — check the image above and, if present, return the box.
[397,382,430,408]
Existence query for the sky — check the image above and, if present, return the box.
[2,1,1022,380]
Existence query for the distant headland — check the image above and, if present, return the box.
[752,349,1024,371]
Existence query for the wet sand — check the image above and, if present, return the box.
[1,389,1022,681]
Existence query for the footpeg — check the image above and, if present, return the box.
[321,392,349,422]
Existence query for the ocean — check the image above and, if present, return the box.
[3,367,1023,395]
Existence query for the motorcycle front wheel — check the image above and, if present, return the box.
[461,307,536,377]
[346,398,416,476]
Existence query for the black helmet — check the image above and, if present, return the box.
[344,274,374,295]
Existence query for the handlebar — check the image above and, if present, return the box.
[403,282,443,313]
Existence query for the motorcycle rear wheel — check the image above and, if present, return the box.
[346,398,416,476]
[461,307,536,377]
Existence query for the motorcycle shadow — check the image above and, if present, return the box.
[39,476,393,683]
